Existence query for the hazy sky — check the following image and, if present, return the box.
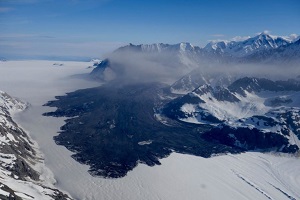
[0,0,299,59]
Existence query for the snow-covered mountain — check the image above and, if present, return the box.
[90,59,116,81]
[90,32,300,83]
[115,42,203,69]
[163,77,300,153]
[246,38,300,63]
[203,33,300,63]
[90,58,102,66]
[116,42,200,53]
[116,32,299,62]
[170,68,238,94]
[90,43,204,83]
[0,91,72,200]
[204,32,292,58]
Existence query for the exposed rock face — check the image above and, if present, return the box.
[163,78,300,153]
[0,90,72,200]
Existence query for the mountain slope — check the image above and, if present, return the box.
[204,33,292,58]
[163,77,300,153]
[170,68,237,94]
[90,43,204,83]
[246,38,300,62]
[0,90,72,200]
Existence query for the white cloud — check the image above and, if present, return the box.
[284,33,299,42]
[255,30,271,35]
[231,36,251,41]
[262,30,271,34]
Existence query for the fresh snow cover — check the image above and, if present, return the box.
[203,91,268,121]
[181,90,269,124]
[180,103,196,115]
[177,85,300,151]
[0,153,16,169]
[138,140,153,145]
[90,58,101,63]
[139,42,195,53]
[180,89,300,124]
[170,70,238,95]
[204,32,292,57]
[0,187,10,197]
[0,173,66,200]
[282,33,299,42]
[0,90,27,114]
[0,60,299,200]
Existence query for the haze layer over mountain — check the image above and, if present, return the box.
[41,32,300,182]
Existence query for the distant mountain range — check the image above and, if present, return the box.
[204,32,298,57]
[90,32,300,83]
[115,32,300,63]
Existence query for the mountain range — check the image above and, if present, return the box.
[90,32,300,84]
[204,32,298,57]
[88,32,300,161]
[115,32,300,63]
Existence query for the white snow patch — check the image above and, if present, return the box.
[138,140,152,145]
[180,103,196,114]
[0,188,10,197]
[194,90,269,122]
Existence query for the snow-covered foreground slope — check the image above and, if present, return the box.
[0,60,299,200]
[0,90,72,199]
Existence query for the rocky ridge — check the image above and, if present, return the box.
[0,90,72,200]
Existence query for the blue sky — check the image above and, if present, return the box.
[0,0,299,59]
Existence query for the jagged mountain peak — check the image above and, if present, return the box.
[255,32,299,43]
[203,32,293,57]
[170,69,237,95]
[119,42,196,53]
[178,42,195,51]
[116,32,297,54]
[256,31,275,38]
[193,84,212,95]
[0,90,28,113]
[203,40,232,53]
[249,32,290,48]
